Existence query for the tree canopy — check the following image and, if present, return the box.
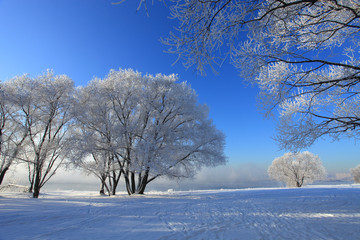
[136,0,360,151]
[268,151,326,187]
[70,69,226,195]
[1,71,75,198]
[1,69,226,196]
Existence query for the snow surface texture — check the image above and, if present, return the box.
[0,185,359,240]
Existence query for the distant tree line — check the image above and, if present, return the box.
[0,69,226,198]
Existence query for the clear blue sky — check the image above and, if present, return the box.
[0,0,359,184]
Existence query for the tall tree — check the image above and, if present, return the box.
[127,73,226,194]
[133,0,360,151]
[71,69,226,195]
[8,71,74,198]
[100,69,147,195]
[70,78,126,196]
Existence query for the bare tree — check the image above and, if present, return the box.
[350,164,360,183]
[268,151,326,187]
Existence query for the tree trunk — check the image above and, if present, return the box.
[111,173,120,196]
[28,179,34,193]
[137,171,149,194]
[0,166,9,185]
[124,170,133,195]
[100,180,106,195]
[32,170,41,198]
[28,163,35,193]
[99,174,111,196]
[131,172,136,194]
[123,169,152,195]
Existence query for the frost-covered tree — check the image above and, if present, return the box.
[268,151,326,187]
[125,72,226,194]
[8,71,75,198]
[0,82,28,185]
[69,72,141,196]
[69,90,115,195]
[98,69,149,195]
[71,69,226,195]
[350,164,360,183]
[129,0,360,151]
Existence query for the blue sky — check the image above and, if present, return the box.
[0,0,359,187]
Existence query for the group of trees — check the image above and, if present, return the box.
[0,69,226,198]
[70,69,226,196]
[3,0,360,195]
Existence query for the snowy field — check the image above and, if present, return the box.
[1,185,360,240]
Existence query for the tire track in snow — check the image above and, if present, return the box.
[1,187,359,239]
[27,200,106,240]
[150,189,360,240]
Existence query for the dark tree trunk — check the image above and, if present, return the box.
[28,179,34,193]
[123,169,153,195]
[111,184,116,195]
[137,171,149,194]
[99,174,112,196]
[131,172,136,194]
[0,166,9,185]
[111,174,120,196]
[100,180,106,195]
[124,170,133,195]
[28,163,35,193]
[32,170,41,198]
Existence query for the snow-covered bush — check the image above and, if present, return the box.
[268,151,326,187]
[0,184,28,193]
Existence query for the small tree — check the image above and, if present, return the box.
[268,151,326,187]
[350,164,360,183]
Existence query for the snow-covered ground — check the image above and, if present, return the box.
[1,185,359,240]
